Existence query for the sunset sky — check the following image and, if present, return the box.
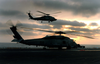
[0,0,100,45]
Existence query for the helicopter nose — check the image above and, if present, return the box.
[54,19,57,21]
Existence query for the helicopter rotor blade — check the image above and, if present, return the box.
[6,20,14,27]
[32,28,54,33]
[64,31,80,34]
[33,29,94,39]
[26,10,31,14]
[22,27,55,33]
[37,11,50,15]
[30,28,79,34]
[21,26,94,39]
[5,20,24,35]
[37,11,47,14]
[68,34,94,39]
[16,21,23,27]
[22,27,79,34]
[52,12,61,15]
[29,10,31,13]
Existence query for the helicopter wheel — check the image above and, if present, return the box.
[43,47,46,49]
[58,47,62,50]
[67,46,71,49]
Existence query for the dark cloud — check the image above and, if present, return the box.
[68,27,90,32]
[30,19,86,29]
[0,23,40,36]
[89,23,98,26]
[0,0,100,18]
[0,9,27,19]
[53,25,62,29]
[22,31,39,36]
[0,22,9,29]
[20,19,86,31]
[49,20,86,26]
[0,22,13,35]
[0,9,21,16]
[0,28,39,37]
[0,22,5,27]
[33,0,100,17]
[68,27,100,34]
[0,29,8,35]
[20,23,51,30]
[64,27,100,38]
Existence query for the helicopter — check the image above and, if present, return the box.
[27,11,57,23]
[5,21,92,49]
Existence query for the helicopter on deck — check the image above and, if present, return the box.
[27,11,57,23]
[4,21,94,49]
[10,26,84,49]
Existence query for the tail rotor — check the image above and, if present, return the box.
[5,20,24,35]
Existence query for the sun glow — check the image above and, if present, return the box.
[63,29,69,31]
[50,25,54,27]
[71,37,80,41]
[64,25,71,27]
[88,26,98,30]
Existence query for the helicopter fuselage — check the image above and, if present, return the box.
[23,36,77,48]
[10,25,84,49]
[28,12,57,23]
[34,16,57,21]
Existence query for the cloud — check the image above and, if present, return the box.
[0,22,41,36]
[26,19,86,29]
[0,9,22,16]
[0,9,27,19]
[22,31,40,36]
[68,27,100,35]
[18,19,87,31]
[33,0,100,17]
[43,19,86,29]
[0,22,12,35]
[0,0,100,18]
[0,22,6,27]
[20,23,51,30]
[89,23,98,26]
[49,20,86,26]
[0,29,8,35]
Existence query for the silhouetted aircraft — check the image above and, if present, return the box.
[10,26,84,49]
[5,21,88,49]
[4,21,95,49]
[27,11,57,23]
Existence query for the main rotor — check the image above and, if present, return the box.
[37,11,60,16]
[26,28,94,39]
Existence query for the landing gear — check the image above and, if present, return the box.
[43,46,46,49]
[58,47,62,50]
[67,46,71,49]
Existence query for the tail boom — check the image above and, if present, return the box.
[10,26,24,43]
[28,13,34,20]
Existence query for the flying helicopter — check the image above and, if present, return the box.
[27,11,57,23]
[4,21,93,49]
